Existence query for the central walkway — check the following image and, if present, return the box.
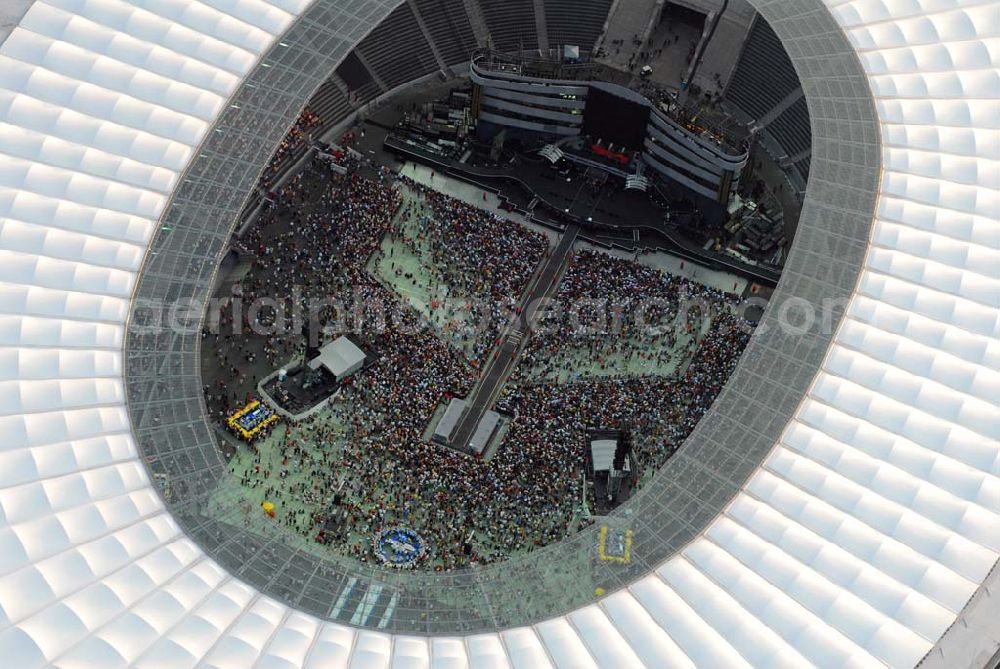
[450,224,581,450]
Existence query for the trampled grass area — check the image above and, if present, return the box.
[368,188,485,361]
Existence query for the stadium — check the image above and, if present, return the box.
[0,0,997,667]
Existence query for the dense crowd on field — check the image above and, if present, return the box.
[382,175,548,360]
[204,158,754,570]
[499,252,752,477]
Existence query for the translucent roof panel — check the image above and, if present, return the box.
[0,0,997,667]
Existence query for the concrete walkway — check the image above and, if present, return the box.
[597,0,663,69]
[641,10,704,89]
[450,224,580,450]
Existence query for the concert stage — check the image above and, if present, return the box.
[259,336,372,420]
[382,132,781,286]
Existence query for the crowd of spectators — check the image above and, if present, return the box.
[260,107,321,188]
[203,154,401,417]
[390,175,548,361]
[497,250,753,498]
[205,159,755,571]
[516,249,733,380]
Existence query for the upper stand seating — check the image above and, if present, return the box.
[306,79,353,138]
[478,0,539,52]
[544,0,614,50]
[795,156,811,184]
[724,16,799,121]
[413,0,480,66]
[767,96,812,159]
[336,50,380,106]
[356,3,441,91]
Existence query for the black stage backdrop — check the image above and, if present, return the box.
[582,87,650,150]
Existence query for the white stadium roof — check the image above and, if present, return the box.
[0,0,997,667]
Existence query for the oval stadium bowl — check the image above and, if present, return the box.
[0,0,997,667]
